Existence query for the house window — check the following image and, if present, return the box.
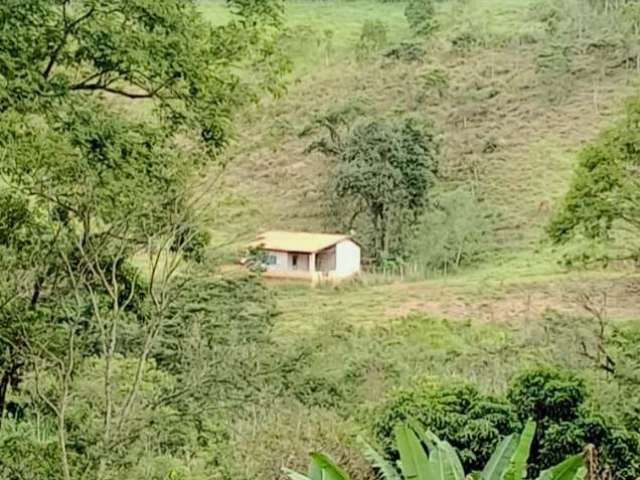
[291,254,298,268]
[266,254,277,266]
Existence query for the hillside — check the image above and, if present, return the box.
[207,0,636,256]
[195,0,640,329]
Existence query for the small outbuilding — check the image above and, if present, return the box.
[249,231,361,284]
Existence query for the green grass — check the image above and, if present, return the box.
[198,0,640,333]
[199,0,411,73]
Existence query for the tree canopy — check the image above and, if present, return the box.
[0,1,287,478]
[311,114,440,263]
[549,97,640,259]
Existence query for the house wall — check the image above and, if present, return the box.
[263,250,289,272]
[260,242,359,283]
[288,252,309,271]
[263,250,311,273]
[316,247,337,272]
[334,240,361,277]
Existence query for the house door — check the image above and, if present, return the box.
[288,253,309,271]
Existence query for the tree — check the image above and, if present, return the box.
[0,0,286,477]
[548,98,640,261]
[370,370,640,479]
[371,380,519,472]
[310,115,440,264]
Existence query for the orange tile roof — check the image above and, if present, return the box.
[250,231,352,253]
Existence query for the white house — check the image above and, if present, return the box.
[249,231,361,284]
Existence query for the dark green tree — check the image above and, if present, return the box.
[310,115,440,264]
[372,379,520,471]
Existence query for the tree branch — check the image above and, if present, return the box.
[69,83,154,99]
[43,4,97,80]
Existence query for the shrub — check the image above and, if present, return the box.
[371,379,520,471]
[508,367,640,479]
[288,421,587,480]
[356,20,388,61]
[382,41,426,62]
[0,419,60,479]
[507,367,586,426]
[371,368,640,479]
[405,0,437,36]
[409,188,493,274]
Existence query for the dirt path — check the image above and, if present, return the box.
[274,268,640,335]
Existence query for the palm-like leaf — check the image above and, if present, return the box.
[481,434,519,480]
[504,421,536,480]
[427,437,465,480]
[310,452,352,480]
[358,436,402,480]
[395,424,431,480]
[287,419,586,480]
[284,452,351,480]
[536,455,585,480]
[284,468,314,480]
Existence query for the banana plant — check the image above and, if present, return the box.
[284,452,352,480]
[285,421,586,480]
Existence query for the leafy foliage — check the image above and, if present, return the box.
[372,380,520,471]
[549,96,640,259]
[288,421,586,480]
[372,368,640,479]
[508,368,640,479]
[409,188,494,274]
[405,0,437,36]
[0,0,287,478]
[382,41,426,62]
[311,115,440,264]
[356,20,389,60]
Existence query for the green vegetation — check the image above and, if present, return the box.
[288,421,587,480]
[2,0,640,479]
[309,114,440,264]
[549,98,640,262]
[372,368,639,478]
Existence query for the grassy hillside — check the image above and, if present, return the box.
[207,0,635,257]
[193,0,640,331]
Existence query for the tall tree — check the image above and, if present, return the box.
[310,115,440,263]
[0,0,286,478]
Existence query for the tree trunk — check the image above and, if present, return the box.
[0,362,21,428]
[0,370,9,427]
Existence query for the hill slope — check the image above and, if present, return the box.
[209,0,636,258]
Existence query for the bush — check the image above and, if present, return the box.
[372,368,640,479]
[371,379,520,471]
[507,367,586,426]
[405,0,437,36]
[0,419,60,479]
[382,41,426,62]
[356,20,388,61]
[508,368,640,479]
[409,188,493,274]
[230,403,372,480]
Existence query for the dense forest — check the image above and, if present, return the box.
[1,0,640,479]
